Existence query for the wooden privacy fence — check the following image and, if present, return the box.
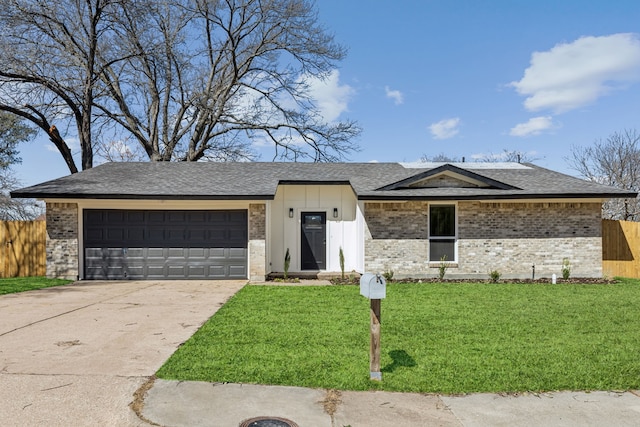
[602,219,640,279]
[0,220,46,278]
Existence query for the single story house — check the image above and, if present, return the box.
[11,161,636,281]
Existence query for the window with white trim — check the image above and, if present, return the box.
[429,204,456,262]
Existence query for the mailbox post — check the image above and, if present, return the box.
[360,273,386,381]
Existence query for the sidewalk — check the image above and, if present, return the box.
[140,379,640,427]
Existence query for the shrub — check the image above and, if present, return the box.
[561,258,571,280]
[489,270,501,283]
[383,270,394,282]
[438,255,449,280]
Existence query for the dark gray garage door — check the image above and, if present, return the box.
[83,209,247,280]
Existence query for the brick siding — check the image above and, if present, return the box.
[46,202,79,280]
[364,201,602,279]
[249,203,266,280]
[363,202,428,276]
[458,201,602,278]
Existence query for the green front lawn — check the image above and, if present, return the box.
[157,280,640,394]
[0,277,73,295]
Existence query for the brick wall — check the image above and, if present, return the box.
[363,200,603,279]
[458,201,602,278]
[364,202,428,239]
[364,202,428,276]
[46,202,79,280]
[249,203,266,281]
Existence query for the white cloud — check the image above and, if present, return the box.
[429,118,461,139]
[509,116,556,137]
[250,136,273,148]
[305,70,355,122]
[511,33,640,113]
[385,86,404,105]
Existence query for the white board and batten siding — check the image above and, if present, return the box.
[268,185,364,274]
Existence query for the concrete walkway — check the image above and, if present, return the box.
[142,380,640,427]
[0,280,245,426]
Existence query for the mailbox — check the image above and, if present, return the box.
[360,273,386,299]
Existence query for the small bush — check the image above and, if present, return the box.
[561,258,571,280]
[438,255,449,280]
[383,270,394,282]
[489,270,501,283]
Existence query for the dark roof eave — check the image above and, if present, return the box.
[358,192,638,201]
[10,192,275,201]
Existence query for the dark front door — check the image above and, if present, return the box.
[301,212,326,270]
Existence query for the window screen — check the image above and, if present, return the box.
[429,205,456,261]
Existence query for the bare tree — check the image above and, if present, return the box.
[0,169,44,220]
[0,0,360,174]
[0,0,118,173]
[420,153,460,162]
[94,139,147,163]
[476,149,540,163]
[420,149,539,164]
[0,112,41,219]
[568,129,640,221]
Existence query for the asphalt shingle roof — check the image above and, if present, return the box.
[11,161,636,201]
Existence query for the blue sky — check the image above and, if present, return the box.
[13,0,640,186]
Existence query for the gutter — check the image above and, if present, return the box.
[9,192,276,201]
[357,192,638,201]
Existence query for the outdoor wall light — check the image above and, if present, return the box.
[289,208,294,218]
[333,207,338,218]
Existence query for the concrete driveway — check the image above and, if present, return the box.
[0,280,246,426]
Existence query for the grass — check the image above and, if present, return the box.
[157,279,640,394]
[0,276,73,295]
